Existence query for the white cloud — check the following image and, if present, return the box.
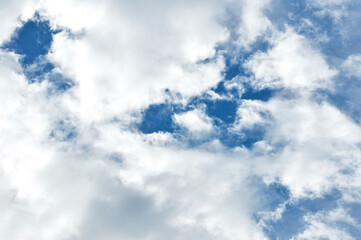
[245,29,337,92]
[0,0,41,44]
[255,98,361,199]
[234,100,268,129]
[1,0,361,239]
[0,50,60,239]
[0,1,272,239]
[43,0,229,124]
[237,0,272,47]
[173,109,213,134]
[95,126,268,240]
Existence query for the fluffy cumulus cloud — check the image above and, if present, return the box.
[44,0,229,123]
[244,29,337,91]
[173,109,213,135]
[1,0,361,239]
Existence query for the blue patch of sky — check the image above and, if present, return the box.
[222,39,268,76]
[241,85,274,101]
[252,181,303,240]
[138,6,309,148]
[138,42,277,148]
[138,94,268,149]
[263,205,305,240]
[213,79,276,103]
[261,194,361,240]
[138,103,182,134]
[344,202,361,224]
[296,189,341,213]
[2,13,55,66]
[259,187,343,240]
[223,63,242,81]
[185,17,276,144]
[216,38,277,101]
[334,221,361,239]
[204,99,238,125]
[1,13,73,93]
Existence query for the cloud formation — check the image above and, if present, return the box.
[1,0,361,239]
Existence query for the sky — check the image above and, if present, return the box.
[0,0,361,239]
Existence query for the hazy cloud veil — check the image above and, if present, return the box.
[1,0,361,239]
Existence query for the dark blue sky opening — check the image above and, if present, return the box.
[204,99,238,124]
[242,86,274,101]
[138,103,180,134]
[2,13,55,66]
[223,60,242,81]
[138,89,269,149]
[1,13,74,92]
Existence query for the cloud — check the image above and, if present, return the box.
[244,28,337,92]
[236,0,272,47]
[43,0,230,124]
[0,1,271,239]
[173,109,213,134]
[1,0,361,239]
[241,97,361,199]
[95,127,268,239]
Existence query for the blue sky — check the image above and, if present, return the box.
[1,1,361,239]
